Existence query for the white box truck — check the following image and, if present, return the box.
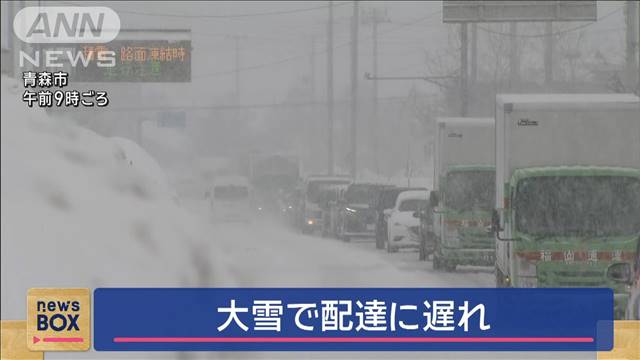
[428,118,495,271]
[492,93,640,319]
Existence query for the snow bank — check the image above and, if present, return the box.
[0,76,227,319]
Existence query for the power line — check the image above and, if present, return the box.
[199,53,307,79]
[60,1,351,19]
[107,96,409,112]
[477,7,622,38]
[196,9,443,79]
[192,30,308,42]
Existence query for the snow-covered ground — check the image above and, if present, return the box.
[0,74,585,359]
[199,218,492,289]
[179,200,585,360]
[1,76,229,323]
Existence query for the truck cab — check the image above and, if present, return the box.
[300,175,352,234]
[429,118,496,271]
[492,93,640,319]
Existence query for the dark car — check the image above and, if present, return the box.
[333,183,387,241]
[373,187,427,249]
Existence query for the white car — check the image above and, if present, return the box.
[384,190,429,253]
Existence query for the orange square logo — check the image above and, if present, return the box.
[1,321,43,360]
[26,288,90,351]
[598,321,640,360]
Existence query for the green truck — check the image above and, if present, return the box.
[428,118,495,271]
[492,94,640,319]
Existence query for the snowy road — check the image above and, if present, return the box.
[179,202,589,360]
[210,220,494,288]
[183,199,493,288]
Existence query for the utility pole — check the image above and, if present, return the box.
[460,23,468,116]
[234,36,240,104]
[372,17,379,174]
[471,23,477,84]
[230,35,247,105]
[544,21,553,87]
[349,1,359,179]
[363,7,390,175]
[625,0,638,93]
[509,22,519,89]
[310,36,316,101]
[309,35,316,171]
[327,1,334,175]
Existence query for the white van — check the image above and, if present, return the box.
[208,176,251,223]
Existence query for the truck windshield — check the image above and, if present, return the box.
[399,199,428,212]
[515,176,640,237]
[344,185,375,204]
[214,185,249,200]
[444,171,495,211]
[307,180,350,204]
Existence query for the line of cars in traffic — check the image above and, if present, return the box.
[294,175,429,252]
[204,93,639,321]
[292,93,640,320]
[294,117,499,272]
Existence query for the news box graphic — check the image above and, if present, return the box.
[93,288,613,352]
[27,288,91,351]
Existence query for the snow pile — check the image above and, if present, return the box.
[0,76,226,319]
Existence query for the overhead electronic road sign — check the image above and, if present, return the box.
[73,29,191,83]
[442,1,597,23]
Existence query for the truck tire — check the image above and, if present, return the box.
[376,231,384,250]
[432,239,444,270]
[338,222,348,241]
[386,239,396,253]
[432,254,443,270]
[444,262,457,272]
[418,238,427,261]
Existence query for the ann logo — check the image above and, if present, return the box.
[26,12,104,38]
[14,7,120,43]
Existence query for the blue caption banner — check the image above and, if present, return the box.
[94,288,613,351]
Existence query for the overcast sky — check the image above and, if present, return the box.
[7,1,628,107]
